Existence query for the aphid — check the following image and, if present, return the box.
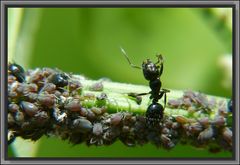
[37,93,56,108]
[212,116,226,127]
[48,73,69,87]
[110,113,123,126]
[161,134,175,149]
[72,117,93,133]
[91,107,102,115]
[188,122,203,134]
[28,69,45,84]
[8,63,25,82]
[222,127,232,146]
[39,83,56,94]
[14,111,25,125]
[17,83,38,95]
[68,80,82,92]
[8,113,15,126]
[8,103,20,113]
[121,47,170,125]
[64,99,81,112]
[89,81,103,91]
[198,117,210,128]
[8,75,16,84]
[197,125,214,142]
[167,99,182,108]
[175,115,189,124]
[20,101,38,117]
[33,111,49,126]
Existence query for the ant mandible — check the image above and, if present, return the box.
[120,47,170,126]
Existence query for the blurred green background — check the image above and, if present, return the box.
[8,7,232,158]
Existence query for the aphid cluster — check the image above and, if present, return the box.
[7,63,232,153]
[121,48,170,126]
[167,90,233,152]
[168,90,219,113]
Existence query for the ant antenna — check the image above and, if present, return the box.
[120,47,142,69]
[155,53,164,65]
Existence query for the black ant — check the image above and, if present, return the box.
[120,47,170,125]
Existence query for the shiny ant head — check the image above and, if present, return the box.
[142,59,160,81]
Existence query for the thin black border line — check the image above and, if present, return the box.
[3,3,237,162]
[232,4,236,163]
[4,3,8,162]
[2,0,238,163]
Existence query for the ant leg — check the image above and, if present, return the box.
[120,47,142,69]
[159,89,170,109]
[128,92,150,97]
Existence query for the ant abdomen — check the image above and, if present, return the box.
[146,103,164,125]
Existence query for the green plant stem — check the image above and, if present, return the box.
[73,75,229,121]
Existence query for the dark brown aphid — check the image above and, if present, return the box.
[110,113,123,126]
[20,101,38,117]
[64,99,81,112]
[33,111,49,126]
[8,113,15,126]
[8,103,20,113]
[8,75,17,84]
[197,126,214,142]
[39,83,56,94]
[14,111,25,125]
[91,107,102,115]
[161,134,175,149]
[222,127,232,146]
[28,69,45,84]
[188,122,203,134]
[37,93,56,108]
[17,83,38,95]
[198,117,210,128]
[68,80,82,92]
[72,117,93,133]
[212,116,226,127]
[168,99,182,108]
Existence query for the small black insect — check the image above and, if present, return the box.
[121,48,170,125]
[8,62,25,83]
[48,73,69,87]
[227,99,232,113]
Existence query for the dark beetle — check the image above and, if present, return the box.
[48,73,69,87]
[121,48,169,125]
[8,63,25,83]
